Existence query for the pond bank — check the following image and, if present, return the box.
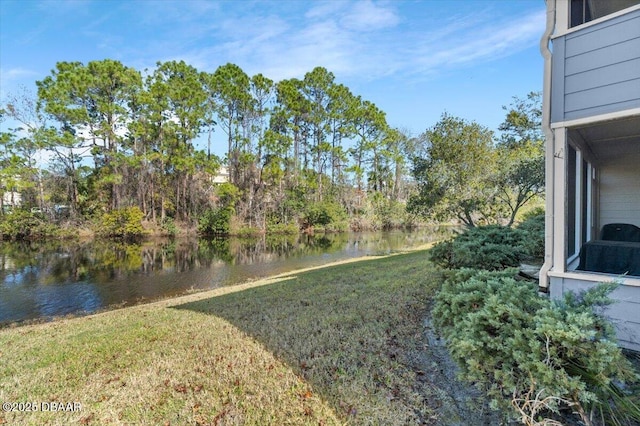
[0,248,492,425]
[1,230,447,325]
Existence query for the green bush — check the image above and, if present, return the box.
[265,221,299,235]
[234,226,262,238]
[322,219,349,233]
[198,207,232,236]
[430,225,524,270]
[515,213,545,260]
[433,270,640,425]
[98,206,145,239]
[371,193,408,230]
[160,217,177,236]
[304,201,347,230]
[0,210,61,240]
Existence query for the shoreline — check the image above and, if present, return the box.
[0,247,450,425]
[1,243,436,331]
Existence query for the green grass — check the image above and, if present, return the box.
[0,250,456,425]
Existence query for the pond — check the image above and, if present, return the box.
[0,228,449,325]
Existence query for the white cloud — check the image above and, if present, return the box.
[2,0,544,94]
[0,68,40,99]
[410,9,545,73]
[180,2,543,85]
[177,1,400,81]
[340,0,400,31]
[0,67,38,82]
[305,1,347,19]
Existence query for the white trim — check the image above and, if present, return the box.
[552,3,640,39]
[553,129,567,272]
[539,0,556,289]
[554,0,569,34]
[548,270,640,287]
[586,164,593,241]
[567,252,580,267]
[575,150,583,258]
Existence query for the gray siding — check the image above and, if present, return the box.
[550,276,640,351]
[551,9,640,123]
[599,158,640,229]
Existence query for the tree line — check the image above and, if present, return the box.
[0,58,543,238]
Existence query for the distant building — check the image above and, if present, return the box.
[2,191,22,210]
[211,166,229,184]
[540,0,640,350]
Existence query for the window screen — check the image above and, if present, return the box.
[570,0,640,27]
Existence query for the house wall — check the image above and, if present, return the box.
[211,166,229,184]
[2,191,22,207]
[551,7,640,123]
[598,156,640,230]
[550,275,640,351]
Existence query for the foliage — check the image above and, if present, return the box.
[0,210,61,240]
[495,92,545,226]
[429,225,525,270]
[97,206,145,239]
[233,226,262,238]
[498,91,543,147]
[370,192,409,230]
[321,219,349,233]
[265,220,299,235]
[432,268,533,335]
[214,182,241,208]
[3,59,542,237]
[433,270,640,425]
[409,93,544,227]
[408,113,498,227]
[520,206,545,222]
[304,201,347,229]
[514,212,545,260]
[160,217,177,237]
[198,207,233,236]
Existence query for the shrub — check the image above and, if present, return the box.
[0,210,62,240]
[520,206,545,222]
[430,225,524,270]
[304,201,347,230]
[198,207,232,236]
[515,213,545,260]
[265,221,299,235]
[234,226,262,238]
[371,193,408,230]
[98,206,145,239]
[161,217,177,236]
[323,219,349,233]
[433,270,640,425]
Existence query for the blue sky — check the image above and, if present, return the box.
[1,0,545,155]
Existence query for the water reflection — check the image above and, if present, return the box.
[0,228,448,324]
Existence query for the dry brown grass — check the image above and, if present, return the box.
[0,250,448,425]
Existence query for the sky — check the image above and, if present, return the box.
[0,0,546,156]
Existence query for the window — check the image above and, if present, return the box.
[570,0,640,28]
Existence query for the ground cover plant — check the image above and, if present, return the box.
[433,268,640,425]
[429,224,525,270]
[429,213,545,270]
[0,250,481,425]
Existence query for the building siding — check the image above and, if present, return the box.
[599,160,640,229]
[551,8,640,123]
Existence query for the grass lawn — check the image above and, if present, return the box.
[0,250,480,425]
